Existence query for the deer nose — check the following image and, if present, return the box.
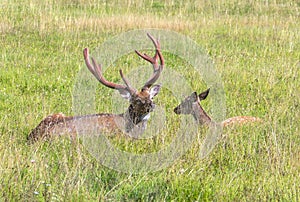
[150,103,156,111]
[174,107,179,114]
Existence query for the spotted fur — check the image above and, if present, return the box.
[28,33,164,142]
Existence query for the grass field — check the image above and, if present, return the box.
[1,0,299,201]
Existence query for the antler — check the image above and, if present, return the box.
[135,33,164,89]
[83,48,136,95]
[84,33,164,93]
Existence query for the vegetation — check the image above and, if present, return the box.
[1,0,299,201]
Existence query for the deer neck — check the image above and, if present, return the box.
[123,105,150,133]
[191,102,212,126]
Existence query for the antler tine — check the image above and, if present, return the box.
[148,33,165,71]
[147,33,160,50]
[83,48,102,80]
[135,33,164,89]
[119,69,136,95]
[83,48,135,93]
[134,33,161,71]
[134,51,155,64]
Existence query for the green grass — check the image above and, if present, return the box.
[1,0,299,201]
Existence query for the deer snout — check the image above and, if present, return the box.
[149,103,156,112]
[174,106,180,114]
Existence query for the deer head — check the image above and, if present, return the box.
[174,88,212,125]
[84,33,164,132]
[174,89,210,114]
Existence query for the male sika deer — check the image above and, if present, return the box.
[174,89,262,127]
[28,33,164,142]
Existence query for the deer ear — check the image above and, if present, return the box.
[190,92,198,101]
[149,84,161,99]
[198,88,210,100]
[119,89,131,100]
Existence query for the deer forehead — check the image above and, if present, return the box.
[129,90,153,107]
[183,96,195,105]
[135,89,151,99]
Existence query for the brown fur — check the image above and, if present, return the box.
[27,113,125,142]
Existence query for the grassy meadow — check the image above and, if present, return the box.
[1,0,299,201]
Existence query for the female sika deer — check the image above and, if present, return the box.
[28,33,164,142]
[174,89,262,127]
